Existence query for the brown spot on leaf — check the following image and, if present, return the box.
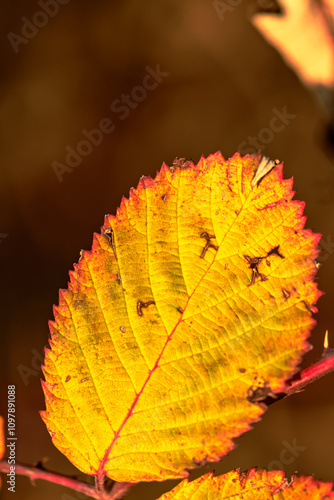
[239,368,246,373]
[244,255,263,267]
[267,245,285,259]
[282,288,291,300]
[119,326,125,333]
[170,157,191,172]
[244,245,285,286]
[177,307,183,314]
[246,381,274,404]
[137,300,156,316]
[200,232,218,258]
[65,375,71,383]
[116,273,122,285]
[244,254,268,286]
[161,193,168,204]
[80,377,89,383]
[104,228,117,261]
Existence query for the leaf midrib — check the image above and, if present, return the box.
[98,162,255,476]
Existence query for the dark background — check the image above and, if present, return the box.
[1,1,334,499]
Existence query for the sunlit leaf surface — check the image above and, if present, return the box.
[157,469,334,499]
[41,152,320,482]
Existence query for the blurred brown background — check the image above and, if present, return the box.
[1,1,334,499]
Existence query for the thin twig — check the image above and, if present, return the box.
[285,347,334,397]
[0,461,132,500]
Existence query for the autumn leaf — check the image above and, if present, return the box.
[41,152,320,483]
[157,469,334,499]
[253,0,334,87]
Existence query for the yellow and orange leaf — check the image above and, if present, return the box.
[41,152,320,483]
[157,469,334,499]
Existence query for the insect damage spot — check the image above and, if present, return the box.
[103,228,118,261]
[246,382,274,404]
[170,157,192,173]
[137,300,156,317]
[161,193,168,204]
[267,245,285,259]
[200,232,218,258]
[80,377,89,383]
[65,375,71,383]
[177,307,183,314]
[244,245,285,286]
[243,254,268,286]
[282,288,291,300]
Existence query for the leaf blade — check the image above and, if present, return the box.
[157,469,334,499]
[41,152,320,482]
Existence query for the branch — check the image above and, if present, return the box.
[0,460,132,500]
[286,346,334,397]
